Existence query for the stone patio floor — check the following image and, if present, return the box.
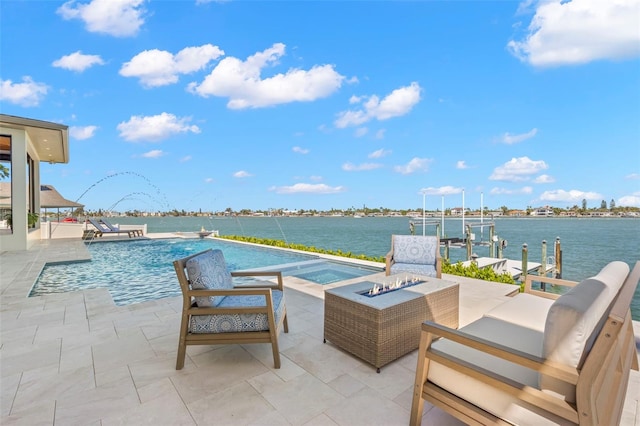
[1,237,639,425]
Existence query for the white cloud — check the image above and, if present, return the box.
[375,129,386,139]
[490,186,533,195]
[508,0,640,67]
[117,112,200,142]
[269,183,345,194]
[419,186,464,196]
[540,189,603,202]
[57,0,146,37]
[489,156,548,182]
[342,162,382,172]
[292,146,309,154]
[625,173,640,180]
[204,177,214,183]
[52,51,105,72]
[188,43,345,109]
[500,128,537,144]
[618,193,640,207]
[69,125,98,140]
[141,149,164,158]
[354,127,368,138]
[0,76,48,107]
[533,174,555,183]
[179,155,192,163]
[368,148,391,159]
[394,157,432,175]
[456,160,469,169]
[120,45,224,88]
[335,82,422,128]
[233,170,253,178]
[310,175,323,181]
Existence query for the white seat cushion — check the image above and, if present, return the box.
[484,293,554,332]
[389,263,437,277]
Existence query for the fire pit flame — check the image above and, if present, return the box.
[367,275,423,296]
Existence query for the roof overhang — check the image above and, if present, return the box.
[0,114,69,164]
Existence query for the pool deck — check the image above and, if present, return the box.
[1,236,639,425]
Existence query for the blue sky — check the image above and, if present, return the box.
[1,0,639,213]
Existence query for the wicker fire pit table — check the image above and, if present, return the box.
[323,275,459,372]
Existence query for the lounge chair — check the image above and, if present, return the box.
[87,218,139,238]
[99,217,143,237]
[385,235,442,277]
[173,249,288,369]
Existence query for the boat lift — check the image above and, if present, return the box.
[409,219,562,280]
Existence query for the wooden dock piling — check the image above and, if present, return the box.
[555,237,562,278]
[522,243,528,281]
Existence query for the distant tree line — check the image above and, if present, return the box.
[65,201,639,218]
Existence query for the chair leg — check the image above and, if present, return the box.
[176,316,189,370]
[270,331,281,369]
[176,340,187,370]
[409,331,434,426]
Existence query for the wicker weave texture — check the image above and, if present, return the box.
[324,283,459,369]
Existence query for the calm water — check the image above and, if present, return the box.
[112,216,640,318]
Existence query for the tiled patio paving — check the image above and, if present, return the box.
[1,237,639,425]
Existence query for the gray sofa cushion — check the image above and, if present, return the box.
[541,261,629,403]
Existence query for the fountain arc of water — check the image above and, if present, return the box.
[75,171,174,212]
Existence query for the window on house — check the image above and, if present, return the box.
[0,135,12,233]
[27,153,37,229]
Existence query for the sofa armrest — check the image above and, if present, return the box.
[231,270,284,290]
[415,320,580,424]
[524,275,579,300]
[435,256,442,278]
[385,250,394,275]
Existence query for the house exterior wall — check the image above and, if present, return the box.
[0,126,42,251]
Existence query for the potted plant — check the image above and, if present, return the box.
[27,212,38,228]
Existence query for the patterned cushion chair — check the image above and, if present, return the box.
[385,235,442,277]
[173,249,288,369]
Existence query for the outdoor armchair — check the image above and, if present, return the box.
[385,235,442,277]
[173,249,288,369]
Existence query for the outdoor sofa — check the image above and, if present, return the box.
[410,260,640,425]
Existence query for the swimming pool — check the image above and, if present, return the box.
[31,238,382,305]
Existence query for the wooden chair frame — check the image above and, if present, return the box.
[173,249,289,369]
[410,261,640,426]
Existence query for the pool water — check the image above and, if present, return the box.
[31,238,381,305]
[263,259,382,284]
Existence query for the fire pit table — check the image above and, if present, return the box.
[323,275,459,372]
